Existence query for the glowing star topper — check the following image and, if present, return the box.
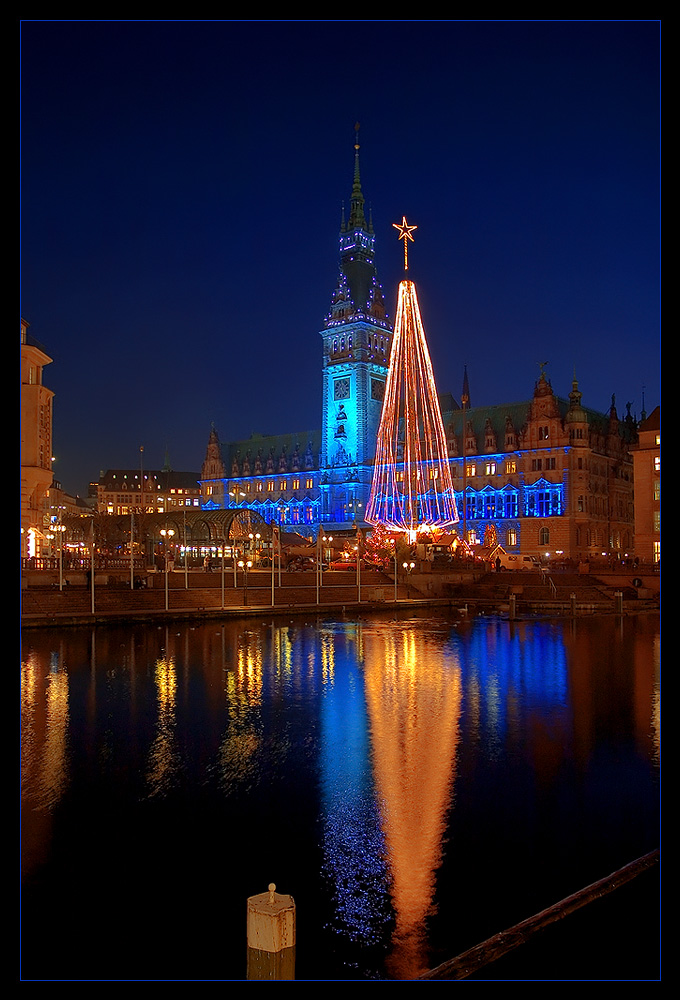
[393,216,417,271]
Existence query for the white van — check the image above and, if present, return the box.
[495,553,539,571]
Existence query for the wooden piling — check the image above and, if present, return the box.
[246,883,296,980]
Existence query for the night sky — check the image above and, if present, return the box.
[20,20,660,499]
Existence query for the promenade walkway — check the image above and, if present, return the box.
[21,567,658,627]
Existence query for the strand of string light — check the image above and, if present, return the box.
[366,265,458,531]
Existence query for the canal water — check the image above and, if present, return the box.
[21,610,659,981]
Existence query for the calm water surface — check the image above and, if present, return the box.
[21,609,660,981]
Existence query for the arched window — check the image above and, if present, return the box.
[539,526,550,546]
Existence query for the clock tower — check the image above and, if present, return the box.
[319,127,393,527]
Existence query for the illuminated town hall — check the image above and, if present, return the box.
[199,138,638,562]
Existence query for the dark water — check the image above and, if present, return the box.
[21,610,659,981]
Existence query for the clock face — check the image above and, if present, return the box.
[371,377,385,401]
[334,377,350,401]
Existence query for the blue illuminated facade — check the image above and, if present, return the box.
[200,131,392,533]
[199,141,637,558]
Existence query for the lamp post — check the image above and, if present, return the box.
[54,522,66,591]
[403,560,415,599]
[220,538,226,609]
[389,537,398,602]
[355,528,363,603]
[321,534,333,588]
[238,559,252,606]
[183,508,188,590]
[130,510,135,590]
[160,528,175,611]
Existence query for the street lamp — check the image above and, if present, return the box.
[160,528,175,611]
[53,523,66,591]
[389,537,398,602]
[237,559,252,606]
[249,532,261,566]
[403,560,415,599]
[321,534,333,590]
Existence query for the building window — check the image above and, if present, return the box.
[539,527,550,545]
[485,462,496,476]
[507,529,517,547]
[539,426,549,440]
[306,477,314,489]
[654,456,660,472]
[504,460,516,474]
[466,464,476,478]
[292,478,300,490]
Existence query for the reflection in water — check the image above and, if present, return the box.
[20,613,659,982]
[218,628,264,792]
[363,622,463,979]
[146,646,179,797]
[21,646,70,811]
[319,625,391,956]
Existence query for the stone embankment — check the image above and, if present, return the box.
[21,567,659,628]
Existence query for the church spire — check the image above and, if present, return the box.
[345,122,371,234]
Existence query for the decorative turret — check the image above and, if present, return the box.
[201,425,226,481]
[565,370,589,446]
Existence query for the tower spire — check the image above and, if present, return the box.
[346,122,369,233]
[461,364,470,408]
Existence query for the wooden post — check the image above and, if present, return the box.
[247,883,296,980]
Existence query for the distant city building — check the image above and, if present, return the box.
[21,318,55,559]
[631,405,661,564]
[97,461,201,516]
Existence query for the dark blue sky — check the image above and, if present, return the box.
[21,20,660,498]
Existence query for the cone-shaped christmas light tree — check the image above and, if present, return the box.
[366,219,459,534]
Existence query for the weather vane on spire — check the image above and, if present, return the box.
[393,216,417,271]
